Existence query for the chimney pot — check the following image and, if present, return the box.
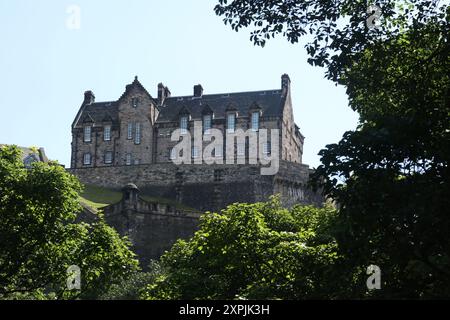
[83,90,95,105]
[281,74,291,94]
[193,84,203,98]
[158,83,171,105]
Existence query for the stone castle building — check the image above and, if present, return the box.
[70,74,323,264]
[70,74,321,210]
[71,74,303,169]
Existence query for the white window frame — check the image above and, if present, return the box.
[180,116,188,135]
[127,123,133,140]
[251,112,259,131]
[263,142,271,157]
[135,123,141,144]
[126,153,132,166]
[203,114,212,134]
[227,113,235,133]
[170,148,177,160]
[104,125,111,141]
[83,153,91,165]
[104,151,113,164]
[214,147,222,157]
[191,146,199,159]
[84,126,91,142]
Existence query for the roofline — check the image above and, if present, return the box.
[88,101,117,105]
[165,88,282,100]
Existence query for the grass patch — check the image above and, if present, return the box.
[79,184,122,209]
[79,184,196,211]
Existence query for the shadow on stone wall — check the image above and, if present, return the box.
[101,183,201,268]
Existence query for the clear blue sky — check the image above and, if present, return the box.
[0,0,358,168]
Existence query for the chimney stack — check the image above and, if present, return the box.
[83,90,95,105]
[157,83,171,106]
[281,74,290,95]
[193,84,203,98]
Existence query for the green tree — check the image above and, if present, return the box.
[214,0,447,81]
[142,197,341,300]
[0,145,139,299]
[312,23,450,298]
[98,261,163,300]
[215,0,449,297]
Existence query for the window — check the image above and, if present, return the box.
[132,98,139,108]
[180,116,188,134]
[135,123,141,144]
[237,143,245,156]
[104,125,111,141]
[83,153,91,165]
[84,126,91,142]
[127,123,133,140]
[191,146,199,159]
[104,151,113,164]
[23,155,37,169]
[203,114,212,134]
[126,153,132,165]
[263,142,271,156]
[170,148,177,160]
[227,114,235,133]
[251,112,259,131]
[214,147,222,157]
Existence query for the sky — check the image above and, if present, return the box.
[0,0,358,168]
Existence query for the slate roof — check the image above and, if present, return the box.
[157,89,285,123]
[79,101,119,124]
[0,144,49,163]
[73,79,287,126]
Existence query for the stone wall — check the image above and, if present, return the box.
[74,161,324,266]
[70,160,321,212]
[102,184,200,268]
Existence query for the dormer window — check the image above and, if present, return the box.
[23,155,37,169]
[227,113,236,133]
[251,112,260,131]
[84,126,91,142]
[180,116,188,134]
[203,114,212,134]
[132,98,139,108]
[104,125,111,141]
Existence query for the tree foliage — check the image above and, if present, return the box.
[0,145,139,299]
[142,197,341,300]
[312,22,450,298]
[215,0,448,81]
[215,0,449,298]
[98,261,163,300]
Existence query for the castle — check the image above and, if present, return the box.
[70,73,322,209]
[71,74,303,169]
[70,74,323,264]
